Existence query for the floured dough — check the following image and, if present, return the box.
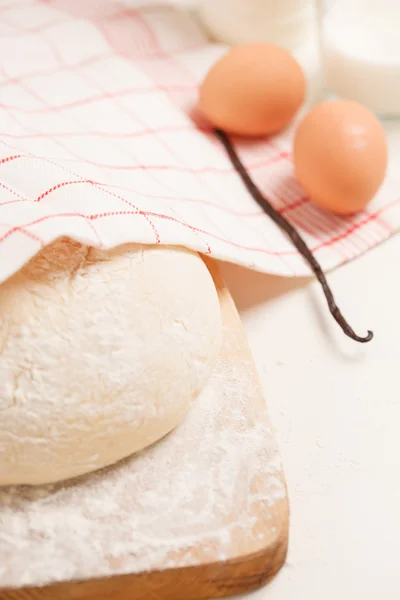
[0,240,221,485]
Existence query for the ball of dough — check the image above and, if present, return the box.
[0,240,221,485]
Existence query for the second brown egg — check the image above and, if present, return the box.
[293,100,388,215]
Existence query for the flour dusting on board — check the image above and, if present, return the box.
[0,324,286,589]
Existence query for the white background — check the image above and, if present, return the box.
[221,234,400,599]
[176,1,400,596]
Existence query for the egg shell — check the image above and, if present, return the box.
[199,43,306,137]
[293,100,388,215]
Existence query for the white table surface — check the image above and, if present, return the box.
[219,235,400,600]
[173,2,400,597]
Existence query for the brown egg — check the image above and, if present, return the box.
[199,43,306,137]
[293,100,388,215]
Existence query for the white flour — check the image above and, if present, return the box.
[0,323,286,589]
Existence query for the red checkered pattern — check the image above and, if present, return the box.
[0,0,399,283]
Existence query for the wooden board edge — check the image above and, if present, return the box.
[0,501,288,600]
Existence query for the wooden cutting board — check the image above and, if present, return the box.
[0,259,289,600]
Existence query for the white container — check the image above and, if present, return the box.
[319,0,400,117]
[197,0,315,52]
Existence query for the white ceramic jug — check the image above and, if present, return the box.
[197,0,315,51]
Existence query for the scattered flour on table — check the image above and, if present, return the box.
[0,325,285,588]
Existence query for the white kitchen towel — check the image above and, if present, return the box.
[0,0,399,284]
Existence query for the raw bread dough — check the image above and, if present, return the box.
[0,240,221,486]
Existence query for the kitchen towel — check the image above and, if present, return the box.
[0,0,399,284]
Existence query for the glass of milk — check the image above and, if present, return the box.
[318,0,400,117]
